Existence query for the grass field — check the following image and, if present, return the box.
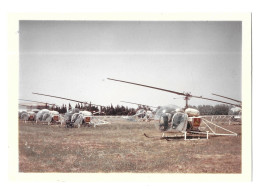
[19,119,241,173]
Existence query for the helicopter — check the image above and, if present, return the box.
[19,99,53,122]
[107,78,239,140]
[18,104,38,122]
[36,109,61,125]
[211,93,242,123]
[19,99,62,125]
[120,100,157,122]
[32,92,109,128]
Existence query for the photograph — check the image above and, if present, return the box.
[10,13,251,181]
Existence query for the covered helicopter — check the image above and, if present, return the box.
[32,92,109,128]
[107,78,240,139]
[120,100,157,122]
[18,104,39,122]
[19,99,61,125]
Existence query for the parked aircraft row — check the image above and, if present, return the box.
[19,78,241,139]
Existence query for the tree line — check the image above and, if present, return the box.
[38,103,137,115]
[189,104,232,115]
[38,103,234,115]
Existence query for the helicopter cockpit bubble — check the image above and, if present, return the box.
[71,113,81,123]
[154,105,188,132]
[136,109,146,118]
[65,108,81,121]
[171,112,188,131]
[228,107,242,115]
[154,105,179,120]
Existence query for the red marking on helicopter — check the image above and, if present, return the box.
[85,117,91,123]
[53,115,59,121]
[192,117,201,127]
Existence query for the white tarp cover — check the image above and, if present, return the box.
[20,111,29,121]
[50,111,59,115]
[72,111,93,126]
[79,111,92,116]
[19,110,27,119]
[36,109,50,121]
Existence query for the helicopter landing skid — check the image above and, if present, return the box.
[144,133,163,139]
[143,133,185,140]
[144,131,209,141]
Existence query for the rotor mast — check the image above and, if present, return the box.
[184,95,190,109]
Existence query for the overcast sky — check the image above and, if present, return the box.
[19,21,241,109]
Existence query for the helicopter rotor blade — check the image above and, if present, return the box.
[19,99,57,106]
[120,101,157,108]
[32,93,84,103]
[211,93,242,103]
[108,78,241,107]
[32,92,106,108]
[19,103,44,107]
[107,78,185,96]
[191,95,241,107]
